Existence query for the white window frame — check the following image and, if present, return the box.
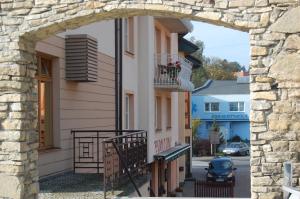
[204,102,220,112]
[124,17,134,54]
[229,101,245,112]
[125,94,130,130]
[155,96,162,131]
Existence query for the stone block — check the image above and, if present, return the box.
[250,67,269,75]
[196,12,222,21]
[228,0,255,7]
[283,34,300,50]
[262,163,282,174]
[289,141,300,152]
[273,101,293,113]
[0,174,24,199]
[255,76,274,83]
[258,131,296,141]
[0,164,24,174]
[0,131,26,142]
[252,176,273,186]
[250,111,265,123]
[255,0,269,6]
[266,152,298,163]
[251,46,268,56]
[214,0,228,8]
[252,91,277,101]
[259,192,281,199]
[269,53,300,82]
[1,142,29,152]
[252,125,267,132]
[262,144,272,152]
[270,141,289,152]
[251,101,272,110]
[260,12,270,27]
[270,7,300,33]
[250,83,271,91]
[268,119,289,131]
[251,157,261,166]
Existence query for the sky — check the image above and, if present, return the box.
[185,21,250,68]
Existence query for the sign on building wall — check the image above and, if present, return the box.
[154,137,171,154]
[212,114,248,120]
[209,131,220,144]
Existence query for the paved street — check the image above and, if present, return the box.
[184,156,250,198]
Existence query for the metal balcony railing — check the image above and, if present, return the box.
[71,129,148,198]
[154,54,195,91]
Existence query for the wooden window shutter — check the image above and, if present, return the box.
[65,34,98,82]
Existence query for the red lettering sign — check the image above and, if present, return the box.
[154,137,171,154]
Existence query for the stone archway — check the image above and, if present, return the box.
[0,1,299,198]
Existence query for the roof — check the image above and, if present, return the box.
[155,18,193,34]
[193,78,250,95]
[178,37,199,54]
[185,55,202,69]
[153,144,190,162]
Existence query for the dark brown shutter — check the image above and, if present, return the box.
[65,34,98,82]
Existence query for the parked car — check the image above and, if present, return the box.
[223,142,249,156]
[205,157,236,184]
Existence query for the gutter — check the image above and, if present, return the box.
[115,18,123,135]
[192,79,213,93]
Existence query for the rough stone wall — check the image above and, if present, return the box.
[0,0,299,198]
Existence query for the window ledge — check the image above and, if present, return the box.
[167,127,172,130]
[125,51,135,57]
[39,147,61,154]
[155,129,162,133]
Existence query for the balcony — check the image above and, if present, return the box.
[154,54,195,91]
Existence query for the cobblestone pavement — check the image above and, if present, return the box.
[39,172,149,199]
[183,156,250,198]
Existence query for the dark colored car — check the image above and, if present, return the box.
[205,157,237,184]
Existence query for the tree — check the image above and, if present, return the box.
[192,118,201,139]
[187,37,246,86]
[190,36,204,62]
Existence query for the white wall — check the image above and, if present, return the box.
[137,16,156,163]
[123,17,139,129]
[57,20,115,58]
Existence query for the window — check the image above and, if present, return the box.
[167,98,171,128]
[185,92,191,129]
[155,96,162,131]
[36,56,53,149]
[205,103,210,112]
[125,93,134,129]
[124,17,134,54]
[229,102,245,112]
[155,28,161,54]
[166,35,171,55]
[185,136,191,144]
[205,102,219,112]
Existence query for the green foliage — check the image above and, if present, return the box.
[192,119,201,139]
[211,120,219,132]
[188,37,247,84]
[231,135,242,142]
[192,67,208,88]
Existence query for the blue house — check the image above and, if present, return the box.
[192,77,250,142]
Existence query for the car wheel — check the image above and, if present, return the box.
[246,150,250,156]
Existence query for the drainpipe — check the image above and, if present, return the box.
[115,18,123,135]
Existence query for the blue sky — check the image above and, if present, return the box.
[185,21,250,68]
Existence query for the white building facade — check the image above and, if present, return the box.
[36,16,194,196]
